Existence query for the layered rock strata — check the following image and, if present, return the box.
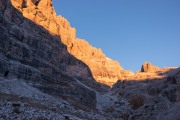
[0,0,110,108]
[8,0,125,86]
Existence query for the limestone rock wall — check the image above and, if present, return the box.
[8,0,125,86]
[59,18,124,86]
[0,0,102,108]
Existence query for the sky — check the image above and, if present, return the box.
[53,0,180,72]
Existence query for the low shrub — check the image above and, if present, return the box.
[128,94,144,110]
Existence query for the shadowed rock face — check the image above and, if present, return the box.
[0,0,180,119]
[9,0,126,86]
[112,67,180,120]
[0,0,109,108]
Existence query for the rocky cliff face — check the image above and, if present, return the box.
[0,1,180,119]
[66,38,124,86]
[8,0,125,86]
[0,0,111,109]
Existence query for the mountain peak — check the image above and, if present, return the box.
[141,62,159,72]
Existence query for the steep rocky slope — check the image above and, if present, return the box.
[111,66,180,120]
[9,0,125,86]
[0,0,110,110]
[0,77,107,120]
[0,0,180,120]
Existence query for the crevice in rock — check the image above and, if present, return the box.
[22,0,27,8]
[32,0,41,6]
[34,0,41,6]
[2,1,7,13]
[22,0,41,8]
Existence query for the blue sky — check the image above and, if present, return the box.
[53,0,180,72]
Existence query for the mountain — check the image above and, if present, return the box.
[0,0,180,119]
[112,65,180,120]
[10,0,125,86]
[0,0,111,110]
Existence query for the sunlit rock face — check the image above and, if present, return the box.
[118,62,178,82]
[8,0,127,86]
[1,0,108,108]
[141,62,159,73]
[68,38,124,86]
[1,1,180,119]
[56,15,125,86]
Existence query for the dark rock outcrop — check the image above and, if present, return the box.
[112,68,180,120]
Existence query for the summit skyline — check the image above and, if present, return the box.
[53,0,180,72]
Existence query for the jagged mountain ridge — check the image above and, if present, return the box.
[0,0,111,110]
[0,0,180,119]
[10,0,126,86]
